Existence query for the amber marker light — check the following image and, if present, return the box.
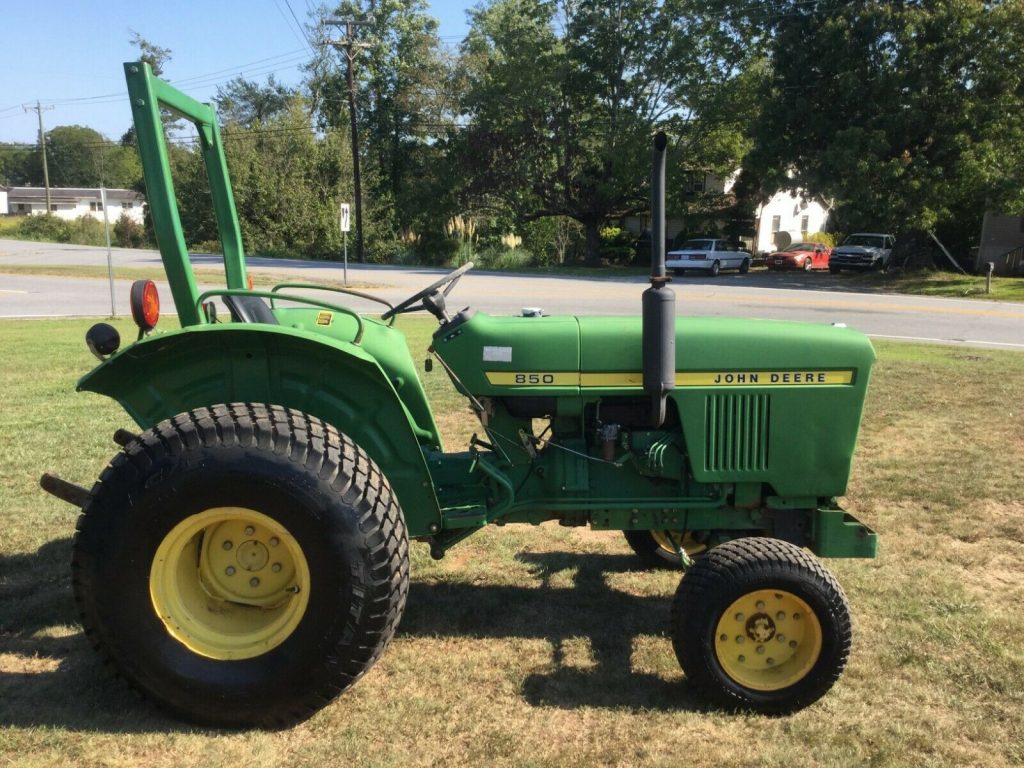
[130,279,160,334]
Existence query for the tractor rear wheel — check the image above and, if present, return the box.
[72,404,409,728]
[623,530,707,569]
[671,537,851,713]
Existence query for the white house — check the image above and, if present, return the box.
[752,190,830,254]
[0,187,7,214]
[623,171,830,254]
[4,186,145,224]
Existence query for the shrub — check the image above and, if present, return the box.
[414,230,460,266]
[366,238,416,265]
[17,214,71,243]
[474,246,535,271]
[807,231,837,247]
[188,238,221,254]
[599,226,636,265]
[65,215,108,247]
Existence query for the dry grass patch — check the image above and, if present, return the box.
[1,320,1023,767]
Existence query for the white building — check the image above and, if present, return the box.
[4,186,145,224]
[624,172,830,254]
[752,190,830,255]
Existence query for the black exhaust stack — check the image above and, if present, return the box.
[642,131,675,427]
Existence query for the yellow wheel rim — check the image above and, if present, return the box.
[713,589,822,691]
[651,530,707,557]
[150,507,311,660]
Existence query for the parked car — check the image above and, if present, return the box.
[829,233,896,273]
[666,238,752,276]
[767,242,832,271]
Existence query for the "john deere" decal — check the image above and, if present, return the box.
[485,370,855,387]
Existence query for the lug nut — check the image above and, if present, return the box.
[225,566,236,576]
[789,640,798,648]
[766,658,774,665]
[222,540,233,551]
[719,633,728,642]
[756,645,765,654]
[269,537,280,547]
[776,611,785,621]
[735,612,744,621]
[756,600,765,610]
[777,634,786,642]
[250,577,260,587]
[738,655,745,662]
[244,526,255,536]
[736,636,745,644]
[271,562,282,573]
[793,612,801,620]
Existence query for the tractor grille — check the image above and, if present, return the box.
[704,393,770,473]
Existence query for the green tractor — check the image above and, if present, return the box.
[42,63,877,727]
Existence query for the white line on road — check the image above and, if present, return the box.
[870,333,1024,349]
[0,289,29,294]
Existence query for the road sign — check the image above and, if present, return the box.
[340,203,351,233]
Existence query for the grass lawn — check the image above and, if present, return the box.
[1,317,1023,767]
[836,269,1024,302]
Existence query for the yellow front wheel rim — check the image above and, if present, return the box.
[150,507,311,660]
[714,589,822,691]
[651,530,707,557]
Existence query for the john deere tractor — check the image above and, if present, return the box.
[42,63,877,727]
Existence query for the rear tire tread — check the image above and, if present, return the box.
[72,403,409,728]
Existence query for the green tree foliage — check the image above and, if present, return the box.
[457,0,752,264]
[746,0,1024,257]
[215,76,296,127]
[0,143,34,185]
[41,125,141,188]
[313,0,451,238]
[173,100,354,259]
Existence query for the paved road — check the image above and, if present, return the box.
[1,240,1022,350]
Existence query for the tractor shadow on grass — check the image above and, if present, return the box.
[400,551,711,713]
[0,537,200,733]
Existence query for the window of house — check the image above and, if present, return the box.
[800,215,809,234]
[771,215,781,233]
[50,204,57,212]
[122,202,133,210]
[684,172,706,195]
[89,201,104,211]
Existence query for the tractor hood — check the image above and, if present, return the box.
[431,311,875,397]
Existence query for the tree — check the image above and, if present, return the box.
[130,31,171,76]
[40,125,141,188]
[214,75,296,127]
[457,0,751,264]
[313,0,450,238]
[745,0,1024,262]
[173,101,354,259]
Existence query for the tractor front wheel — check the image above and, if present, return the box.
[623,529,707,569]
[671,537,851,713]
[72,404,409,727]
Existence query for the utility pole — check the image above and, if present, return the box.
[327,19,370,263]
[25,101,54,214]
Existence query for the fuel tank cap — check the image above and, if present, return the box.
[521,307,543,317]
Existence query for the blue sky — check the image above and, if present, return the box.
[0,0,473,144]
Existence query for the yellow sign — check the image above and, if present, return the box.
[316,311,333,326]
[485,370,854,387]
[676,370,854,386]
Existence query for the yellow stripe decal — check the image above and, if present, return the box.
[486,370,855,387]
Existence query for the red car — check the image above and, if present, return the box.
[767,242,832,271]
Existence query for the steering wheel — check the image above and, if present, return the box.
[381,261,474,322]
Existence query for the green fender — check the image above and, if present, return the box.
[78,323,442,536]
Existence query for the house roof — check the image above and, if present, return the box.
[5,186,143,203]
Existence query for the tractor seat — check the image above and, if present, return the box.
[223,294,280,325]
